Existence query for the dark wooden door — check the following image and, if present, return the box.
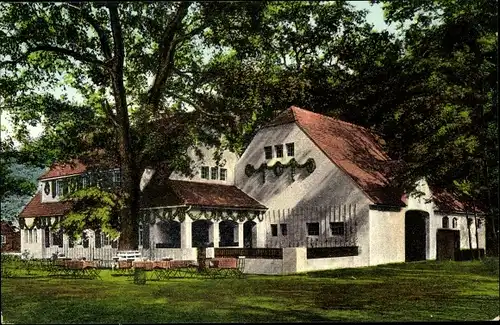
[436,229,459,261]
[405,211,427,262]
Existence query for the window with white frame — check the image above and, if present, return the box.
[286,143,294,157]
[33,228,37,243]
[306,222,320,236]
[210,167,218,180]
[1,235,5,245]
[264,146,273,160]
[478,219,483,229]
[220,168,227,181]
[452,217,458,228]
[28,229,33,243]
[56,180,63,196]
[275,144,284,158]
[201,166,209,179]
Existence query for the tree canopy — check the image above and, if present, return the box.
[1,1,497,250]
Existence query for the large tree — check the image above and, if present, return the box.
[0,2,269,249]
[1,1,374,249]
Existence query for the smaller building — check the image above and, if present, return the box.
[1,221,21,252]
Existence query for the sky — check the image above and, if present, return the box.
[0,1,393,140]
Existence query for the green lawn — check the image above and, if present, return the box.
[1,258,498,323]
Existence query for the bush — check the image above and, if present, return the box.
[481,256,499,276]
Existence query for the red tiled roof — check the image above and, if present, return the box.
[38,160,87,180]
[141,180,266,210]
[431,187,483,214]
[18,193,73,218]
[268,106,405,206]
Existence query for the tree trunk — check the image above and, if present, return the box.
[473,202,480,260]
[108,3,139,250]
[466,207,473,253]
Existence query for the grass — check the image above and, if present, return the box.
[1,258,498,323]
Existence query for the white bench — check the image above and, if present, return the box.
[111,251,142,270]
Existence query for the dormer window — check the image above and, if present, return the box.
[210,167,218,180]
[201,166,209,179]
[264,146,273,160]
[275,144,284,158]
[220,168,227,181]
[286,143,295,157]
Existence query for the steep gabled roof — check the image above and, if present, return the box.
[431,186,483,214]
[141,180,266,210]
[267,106,405,206]
[18,193,73,218]
[38,160,88,180]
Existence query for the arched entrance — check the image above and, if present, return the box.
[219,220,238,247]
[243,220,256,248]
[405,210,428,262]
[192,220,211,247]
[156,220,181,248]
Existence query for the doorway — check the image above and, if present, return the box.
[436,229,460,261]
[405,210,428,262]
[243,220,256,248]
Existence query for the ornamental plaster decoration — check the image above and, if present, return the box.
[245,158,316,183]
[24,217,34,228]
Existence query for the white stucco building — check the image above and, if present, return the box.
[18,106,486,272]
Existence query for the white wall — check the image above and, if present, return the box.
[235,123,373,256]
[169,145,239,185]
[433,212,486,250]
[368,208,405,266]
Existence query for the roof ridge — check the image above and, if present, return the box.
[291,106,372,133]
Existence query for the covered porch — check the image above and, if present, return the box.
[139,179,268,251]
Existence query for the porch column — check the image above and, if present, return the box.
[180,216,193,249]
[237,221,245,248]
[255,221,266,248]
[210,221,220,248]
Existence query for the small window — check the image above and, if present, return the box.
[307,222,320,236]
[275,144,284,158]
[24,230,28,243]
[271,224,278,237]
[478,219,483,229]
[286,143,294,156]
[264,146,273,160]
[1,235,5,244]
[210,167,218,180]
[138,223,143,246]
[33,229,37,243]
[102,233,110,246]
[201,166,209,179]
[52,229,63,248]
[28,229,33,243]
[113,170,121,187]
[56,180,63,196]
[452,218,458,228]
[220,168,227,181]
[280,224,288,236]
[442,216,449,229]
[467,218,473,226]
[330,222,345,236]
[44,228,51,247]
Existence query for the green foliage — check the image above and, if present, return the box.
[61,186,124,240]
[1,260,499,322]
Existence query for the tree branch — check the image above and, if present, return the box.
[165,91,219,117]
[22,45,105,66]
[148,2,193,110]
